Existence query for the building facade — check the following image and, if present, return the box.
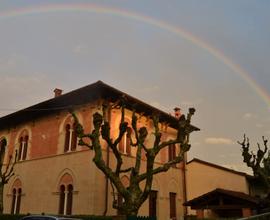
[0,81,189,219]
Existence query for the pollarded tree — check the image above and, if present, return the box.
[0,138,17,213]
[73,100,198,216]
[238,135,270,193]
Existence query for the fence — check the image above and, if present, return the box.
[237,212,270,220]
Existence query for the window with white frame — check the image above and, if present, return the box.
[0,138,7,163]
[18,135,28,161]
[58,184,73,215]
[119,132,131,155]
[64,123,77,153]
[119,119,132,155]
[11,187,22,214]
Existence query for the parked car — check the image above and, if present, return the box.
[20,215,82,220]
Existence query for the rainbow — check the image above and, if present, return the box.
[1,3,269,108]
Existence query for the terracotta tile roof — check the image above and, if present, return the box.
[184,188,259,208]
[0,80,200,131]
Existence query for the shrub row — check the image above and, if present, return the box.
[72,215,113,220]
[0,215,113,220]
[0,214,26,220]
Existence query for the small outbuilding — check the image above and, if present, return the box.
[184,188,259,219]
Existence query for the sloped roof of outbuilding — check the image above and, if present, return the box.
[0,80,200,131]
[187,158,250,177]
[184,188,259,209]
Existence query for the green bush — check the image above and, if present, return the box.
[72,215,113,220]
[0,214,26,220]
[0,214,113,220]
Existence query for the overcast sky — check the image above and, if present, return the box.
[0,0,269,173]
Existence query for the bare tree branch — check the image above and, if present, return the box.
[238,135,270,193]
[73,102,198,216]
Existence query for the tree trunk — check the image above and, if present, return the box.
[0,183,4,214]
[117,198,140,217]
[121,206,138,216]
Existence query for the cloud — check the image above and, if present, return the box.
[149,101,172,113]
[0,74,52,117]
[222,163,252,174]
[72,45,87,54]
[0,53,24,70]
[256,123,263,128]
[180,99,204,107]
[243,112,257,120]
[192,142,201,146]
[149,101,162,109]
[141,86,160,93]
[265,130,270,135]
[205,137,233,145]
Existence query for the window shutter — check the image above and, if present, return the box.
[149,190,157,217]
[66,184,73,215]
[64,124,71,152]
[169,192,176,219]
[22,136,28,160]
[58,185,65,214]
[71,123,77,151]
[15,188,22,214]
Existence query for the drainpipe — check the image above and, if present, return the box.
[182,152,188,219]
[103,104,111,216]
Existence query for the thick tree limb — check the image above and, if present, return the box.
[73,103,197,216]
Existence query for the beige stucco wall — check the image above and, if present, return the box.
[3,149,184,219]
[106,155,184,219]
[4,149,105,215]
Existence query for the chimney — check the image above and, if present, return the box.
[174,107,181,119]
[54,88,63,98]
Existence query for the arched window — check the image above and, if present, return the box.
[10,187,22,214]
[0,138,7,163]
[149,190,158,217]
[59,185,65,215]
[168,144,176,161]
[16,188,22,214]
[119,133,131,155]
[64,125,71,153]
[18,132,29,161]
[11,189,16,214]
[169,192,177,220]
[18,137,23,161]
[119,119,132,155]
[58,173,74,215]
[58,184,74,215]
[22,136,28,160]
[168,144,176,167]
[64,123,77,153]
[66,184,73,215]
[71,123,77,151]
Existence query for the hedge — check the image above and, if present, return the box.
[0,214,26,220]
[0,214,113,220]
